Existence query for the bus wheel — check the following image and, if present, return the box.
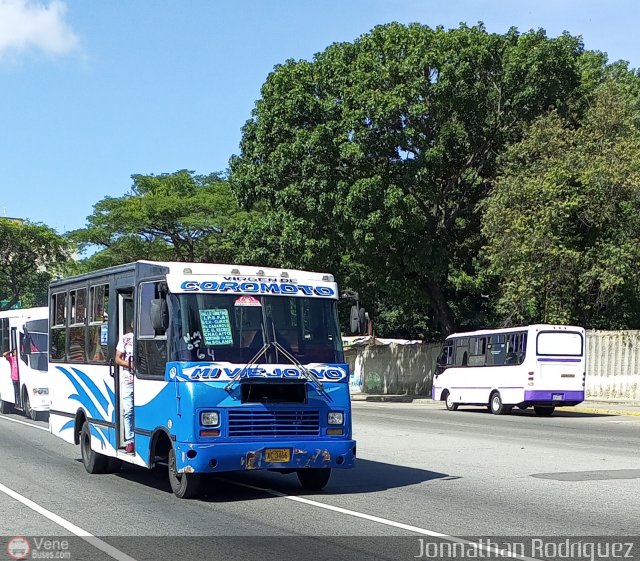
[168,447,202,499]
[0,399,12,414]
[296,468,331,490]
[444,391,458,411]
[534,406,555,417]
[23,392,34,420]
[80,421,108,474]
[489,392,507,415]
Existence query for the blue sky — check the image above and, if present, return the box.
[0,0,638,234]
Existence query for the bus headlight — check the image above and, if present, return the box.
[33,388,49,396]
[201,411,220,426]
[328,412,343,425]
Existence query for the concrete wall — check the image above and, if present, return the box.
[586,330,640,401]
[346,342,441,396]
[346,331,640,401]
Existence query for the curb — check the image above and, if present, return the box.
[351,394,414,403]
[560,406,640,417]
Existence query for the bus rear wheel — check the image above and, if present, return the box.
[534,405,555,417]
[444,391,458,411]
[297,468,331,490]
[80,421,108,474]
[168,447,202,499]
[489,392,508,415]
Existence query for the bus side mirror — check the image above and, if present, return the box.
[150,299,169,333]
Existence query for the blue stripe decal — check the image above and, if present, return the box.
[70,367,109,411]
[60,419,75,432]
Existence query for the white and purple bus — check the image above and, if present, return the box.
[433,324,586,416]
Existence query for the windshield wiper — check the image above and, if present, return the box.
[270,339,328,398]
[224,342,271,391]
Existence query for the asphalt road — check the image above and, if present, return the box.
[0,402,639,561]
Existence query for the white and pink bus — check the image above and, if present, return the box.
[433,324,586,416]
[0,307,49,420]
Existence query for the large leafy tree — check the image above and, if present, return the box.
[71,170,251,270]
[230,23,593,337]
[482,81,640,328]
[0,219,72,310]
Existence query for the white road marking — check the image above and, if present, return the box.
[0,413,49,431]
[0,481,138,561]
[226,480,542,561]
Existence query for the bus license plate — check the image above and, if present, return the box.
[552,393,564,401]
[265,449,290,463]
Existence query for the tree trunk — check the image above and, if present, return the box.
[423,279,456,336]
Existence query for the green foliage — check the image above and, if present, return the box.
[70,170,252,270]
[0,220,72,310]
[482,81,640,328]
[230,22,594,336]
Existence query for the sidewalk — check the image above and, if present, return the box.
[350,393,640,416]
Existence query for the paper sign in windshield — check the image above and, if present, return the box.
[199,309,233,346]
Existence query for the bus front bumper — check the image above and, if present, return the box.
[173,439,357,474]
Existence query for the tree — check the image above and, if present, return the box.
[0,219,72,310]
[482,81,640,328]
[230,23,594,337]
[71,170,251,270]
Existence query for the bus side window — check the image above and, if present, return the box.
[455,337,469,366]
[137,281,167,378]
[469,337,486,367]
[487,334,506,366]
[436,342,454,373]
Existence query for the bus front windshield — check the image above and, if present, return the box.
[168,293,344,365]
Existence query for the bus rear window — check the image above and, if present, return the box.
[536,331,583,356]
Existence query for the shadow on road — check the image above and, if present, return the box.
[112,458,456,502]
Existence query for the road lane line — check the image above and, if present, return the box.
[226,479,542,561]
[0,482,138,561]
[0,414,49,431]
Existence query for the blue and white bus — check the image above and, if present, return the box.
[433,324,586,416]
[48,261,356,498]
[0,307,49,420]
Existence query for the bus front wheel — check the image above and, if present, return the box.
[489,392,508,415]
[534,406,555,417]
[297,468,331,490]
[80,421,108,474]
[168,448,203,499]
[444,391,458,411]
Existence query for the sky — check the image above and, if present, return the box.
[0,0,639,234]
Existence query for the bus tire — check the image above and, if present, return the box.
[489,392,507,415]
[80,421,108,474]
[297,468,331,490]
[444,391,458,411]
[0,399,12,414]
[168,447,202,499]
[534,405,555,417]
[22,390,32,419]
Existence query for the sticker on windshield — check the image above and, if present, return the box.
[234,296,261,307]
[199,309,233,346]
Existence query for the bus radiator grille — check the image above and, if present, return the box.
[227,410,321,438]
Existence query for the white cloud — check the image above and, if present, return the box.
[0,0,79,59]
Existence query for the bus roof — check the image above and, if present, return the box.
[49,260,336,289]
[446,324,585,340]
[0,306,48,321]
